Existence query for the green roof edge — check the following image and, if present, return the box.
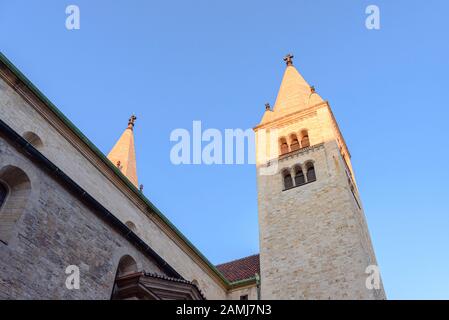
[0,52,233,287]
[230,276,257,288]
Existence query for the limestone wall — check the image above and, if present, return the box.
[256,107,385,299]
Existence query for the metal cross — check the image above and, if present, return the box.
[128,114,137,128]
[283,54,294,66]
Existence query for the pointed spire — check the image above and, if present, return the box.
[107,115,139,188]
[259,54,324,124]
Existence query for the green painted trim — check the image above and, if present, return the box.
[230,276,257,289]
[0,52,231,287]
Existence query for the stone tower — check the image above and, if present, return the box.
[254,55,385,299]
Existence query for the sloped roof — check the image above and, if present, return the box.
[258,62,324,125]
[216,254,260,283]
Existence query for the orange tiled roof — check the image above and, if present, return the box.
[216,254,260,283]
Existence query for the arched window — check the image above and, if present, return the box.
[290,134,300,152]
[294,166,306,186]
[23,131,43,149]
[116,255,138,277]
[301,130,310,148]
[0,165,31,244]
[125,221,137,233]
[111,255,140,300]
[283,170,294,190]
[279,138,289,155]
[306,163,316,182]
[0,182,7,209]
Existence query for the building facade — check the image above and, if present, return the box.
[0,52,385,299]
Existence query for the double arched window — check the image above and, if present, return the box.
[282,161,316,191]
[279,129,311,156]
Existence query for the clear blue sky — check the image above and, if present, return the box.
[1,0,448,299]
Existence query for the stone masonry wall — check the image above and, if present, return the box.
[0,136,167,299]
[256,107,386,299]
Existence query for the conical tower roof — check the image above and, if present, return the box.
[259,54,324,125]
[107,115,139,188]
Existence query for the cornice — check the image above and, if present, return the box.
[253,101,328,131]
[253,99,352,162]
[262,142,325,168]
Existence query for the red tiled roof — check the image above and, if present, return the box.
[216,254,260,283]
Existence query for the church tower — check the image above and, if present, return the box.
[254,55,385,299]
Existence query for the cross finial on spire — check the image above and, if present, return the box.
[128,114,137,129]
[284,53,294,66]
